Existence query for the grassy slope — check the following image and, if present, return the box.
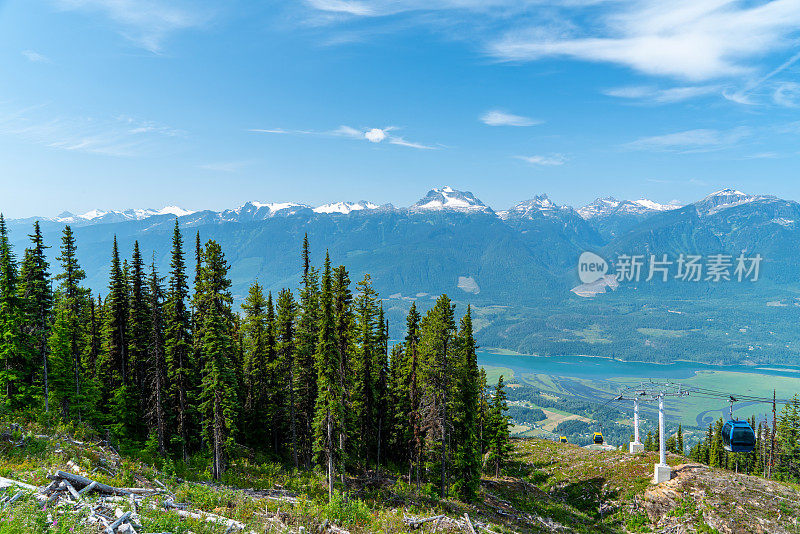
[1,429,798,534]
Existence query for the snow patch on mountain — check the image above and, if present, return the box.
[499,194,576,220]
[695,189,771,216]
[410,186,491,213]
[313,201,379,214]
[55,206,195,223]
[578,197,679,219]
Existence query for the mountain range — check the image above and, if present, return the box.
[6,186,799,364]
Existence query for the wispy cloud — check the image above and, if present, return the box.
[480,109,540,127]
[773,82,800,107]
[0,105,183,157]
[305,0,554,17]
[250,124,438,149]
[603,84,721,104]
[624,127,751,153]
[487,1,800,81]
[515,154,566,166]
[22,50,50,63]
[197,160,252,173]
[53,0,211,52]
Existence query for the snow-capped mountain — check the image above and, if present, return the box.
[409,186,492,213]
[52,206,195,225]
[313,201,381,214]
[499,194,574,220]
[578,197,679,220]
[693,189,769,217]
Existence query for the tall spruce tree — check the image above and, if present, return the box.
[128,241,150,440]
[146,262,168,456]
[49,226,92,421]
[295,235,320,466]
[403,302,422,489]
[164,220,193,461]
[276,288,297,466]
[352,274,379,469]
[331,265,353,481]
[453,306,481,500]
[18,221,53,411]
[197,240,238,480]
[0,215,29,411]
[313,253,342,498]
[419,295,456,498]
[241,282,268,447]
[487,375,511,477]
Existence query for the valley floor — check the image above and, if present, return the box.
[1,432,798,533]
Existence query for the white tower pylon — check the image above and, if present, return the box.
[653,393,671,483]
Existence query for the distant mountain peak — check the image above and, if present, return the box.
[54,206,195,224]
[578,196,678,219]
[410,186,491,213]
[313,201,380,214]
[695,188,770,216]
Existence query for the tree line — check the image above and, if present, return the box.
[688,397,800,483]
[0,217,513,501]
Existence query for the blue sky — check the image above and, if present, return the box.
[1,0,800,218]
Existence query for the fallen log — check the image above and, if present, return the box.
[404,514,446,529]
[0,476,37,492]
[52,471,131,495]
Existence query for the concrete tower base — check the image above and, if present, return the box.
[653,463,671,484]
[629,442,644,454]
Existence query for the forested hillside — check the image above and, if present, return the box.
[0,216,515,500]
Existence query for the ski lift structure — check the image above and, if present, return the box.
[610,381,787,485]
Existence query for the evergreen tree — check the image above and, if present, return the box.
[676,424,684,455]
[452,306,481,501]
[419,295,456,497]
[295,235,320,466]
[331,265,353,482]
[18,221,53,411]
[644,431,653,452]
[477,368,490,456]
[197,240,238,480]
[146,262,168,456]
[241,282,268,447]
[49,226,93,422]
[487,375,511,477]
[403,303,423,489]
[276,289,297,466]
[164,220,193,461]
[352,274,379,469]
[776,395,800,482]
[0,215,29,411]
[102,237,136,442]
[128,241,150,440]
[313,253,342,498]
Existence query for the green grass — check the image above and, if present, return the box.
[481,365,514,385]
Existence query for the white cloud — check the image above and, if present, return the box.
[603,84,721,104]
[53,0,211,52]
[365,128,387,142]
[251,124,436,149]
[480,109,540,127]
[0,105,182,157]
[624,127,751,153]
[515,154,566,166]
[22,50,49,63]
[487,0,800,81]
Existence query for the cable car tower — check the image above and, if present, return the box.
[615,382,688,484]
